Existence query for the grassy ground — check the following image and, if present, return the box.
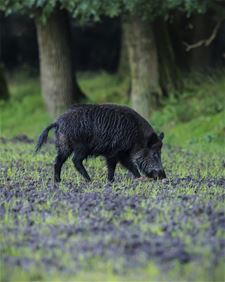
[0,140,225,281]
[0,70,225,281]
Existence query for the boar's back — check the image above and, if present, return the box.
[56,104,154,156]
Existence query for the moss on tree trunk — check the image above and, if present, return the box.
[123,15,161,119]
[35,9,85,117]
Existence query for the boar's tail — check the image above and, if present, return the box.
[35,123,58,153]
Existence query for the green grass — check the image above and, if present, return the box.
[0,141,224,281]
[150,70,225,152]
[79,71,130,104]
[1,69,224,153]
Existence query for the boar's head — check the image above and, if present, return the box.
[134,132,166,180]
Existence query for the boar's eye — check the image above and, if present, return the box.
[147,133,159,148]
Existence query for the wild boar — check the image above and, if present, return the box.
[35,104,166,182]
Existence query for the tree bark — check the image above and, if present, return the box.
[35,9,85,117]
[154,20,183,96]
[118,20,130,78]
[123,15,161,119]
[0,64,9,101]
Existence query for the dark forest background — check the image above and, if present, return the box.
[1,13,225,73]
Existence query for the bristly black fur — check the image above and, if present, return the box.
[35,104,166,182]
[35,123,57,153]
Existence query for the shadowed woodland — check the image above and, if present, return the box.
[0,1,225,281]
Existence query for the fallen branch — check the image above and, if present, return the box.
[183,19,224,52]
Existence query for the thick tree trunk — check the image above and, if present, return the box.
[0,64,9,101]
[35,9,85,117]
[154,20,183,96]
[123,16,161,119]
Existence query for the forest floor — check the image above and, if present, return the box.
[0,70,225,281]
[0,137,224,281]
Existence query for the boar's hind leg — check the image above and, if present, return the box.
[119,155,141,178]
[54,150,71,183]
[72,148,91,182]
[106,157,118,182]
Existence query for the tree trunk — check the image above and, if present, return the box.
[118,18,131,98]
[123,15,161,119]
[35,9,85,117]
[0,64,10,101]
[118,19,130,78]
[154,20,183,96]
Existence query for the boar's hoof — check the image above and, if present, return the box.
[54,176,61,183]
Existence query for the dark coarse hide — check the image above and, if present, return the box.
[36,104,166,183]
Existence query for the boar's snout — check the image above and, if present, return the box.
[148,170,166,180]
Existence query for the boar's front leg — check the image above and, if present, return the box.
[106,157,118,182]
[119,155,141,178]
[72,147,91,182]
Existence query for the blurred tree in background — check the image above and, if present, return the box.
[35,8,85,116]
[0,0,225,118]
[0,0,85,116]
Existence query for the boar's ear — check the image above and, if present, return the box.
[148,132,159,148]
[159,132,164,141]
